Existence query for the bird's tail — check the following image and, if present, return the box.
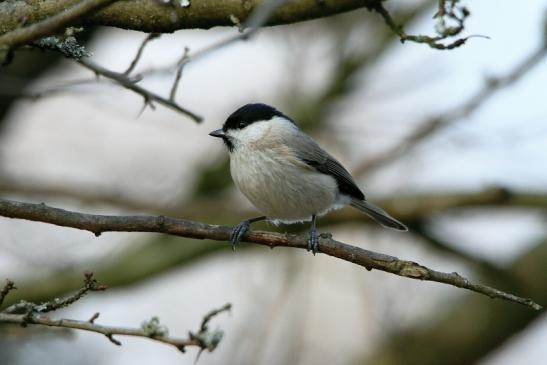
[350,199,408,231]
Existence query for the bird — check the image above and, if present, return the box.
[209,103,407,254]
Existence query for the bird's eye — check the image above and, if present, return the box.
[238,122,246,129]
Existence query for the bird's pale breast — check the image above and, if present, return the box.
[230,144,342,223]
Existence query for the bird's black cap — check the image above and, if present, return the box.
[223,103,295,131]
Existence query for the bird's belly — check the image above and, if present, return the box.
[230,150,342,222]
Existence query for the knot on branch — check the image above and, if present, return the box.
[397,261,430,279]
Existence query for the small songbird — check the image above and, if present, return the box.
[209,103,407,254]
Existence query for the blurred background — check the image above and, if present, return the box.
[1,0,546,364]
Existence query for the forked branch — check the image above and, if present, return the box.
[0,273,231,354]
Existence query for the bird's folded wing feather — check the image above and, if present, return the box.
[291,132,365,200]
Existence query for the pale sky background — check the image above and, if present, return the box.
[0,1,546,364]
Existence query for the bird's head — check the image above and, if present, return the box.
[209,103,297,151]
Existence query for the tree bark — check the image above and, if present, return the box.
[0,0,375,34]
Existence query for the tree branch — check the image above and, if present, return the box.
[0,0,372,35]
[367,0,483,50]
[0,0,118,64]
[362,240,547,365]
[0,304,231,353]
[0,279,16,306]
[0,198,541,310]
[77,58,202,122]
[0,272,231,354]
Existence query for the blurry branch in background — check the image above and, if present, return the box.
[0,198,542,310]
[409,222,506,276]
[3,177,544,225]
[361,240,547,365]
[368,0,485,50]
[0,0,118,64]
[12,0,288,121]
[1,0,479,120]
[0,273,231,355]
[353,34,547,177]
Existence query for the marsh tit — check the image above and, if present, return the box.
[210,103,407,254]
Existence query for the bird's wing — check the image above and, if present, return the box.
[292,132,365,200]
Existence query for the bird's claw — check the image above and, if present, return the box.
[230,220,251,251]
[307,228,319,255]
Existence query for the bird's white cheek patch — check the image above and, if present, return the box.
[227,121,271,146]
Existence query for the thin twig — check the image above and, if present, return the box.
[0,279,16,306]
[0,0,118,64]
[0,198,541,310]
[124,33,160,75]
[0,304,231,353]
[169,47,190,101]
[367,0,484,50]
[77,58,202,122]
[0,273,230,353]
[2,272,106,314]
[199,303,232,333]
[138,0,288,78]
[353,44,547,177]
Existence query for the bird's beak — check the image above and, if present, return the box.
[209,129,225,138]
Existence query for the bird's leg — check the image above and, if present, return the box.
[230,216,267,251]
[307,214,319,255]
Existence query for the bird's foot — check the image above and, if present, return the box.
[230,220,251,251]
[307,228,319,255]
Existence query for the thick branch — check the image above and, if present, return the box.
[0,0,118,61]
[0,198,541,310]
[0,0,373,34]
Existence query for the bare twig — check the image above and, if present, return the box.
[367,0,484,50]
[138,0,288,78]
[199,303,232,333]
[0,0,118,64]
[89,312,100,323]
[0,198,541,310]
[27,0,286,118]
[77,58,202,122]
[353,44,547,177]
[2,272,106,314]
[0,279,16,306]
[0,273,230,353]
[169,47,190,101]
[124,33,161,75]
[0,304,231,353]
